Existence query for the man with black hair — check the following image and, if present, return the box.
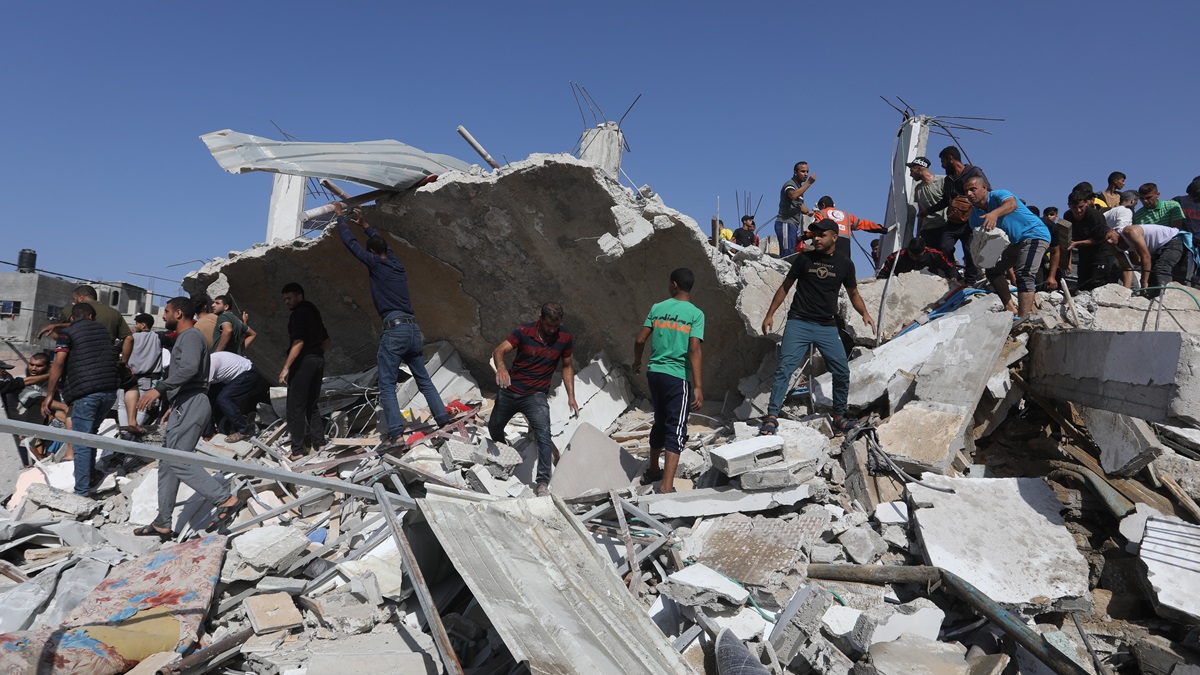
[208,351,270,443]
[876,236,959,280]
[191,294,218,352]
[116,312,164,434]
[1039,207,1067,291]
[1102,172,1126,208]
[918,147,989,284]
[44,303,119,496]
[280,282,329,459]
[773,162,815,257]
[334,202,449,448]
[135,297,240,537]
[964,177,1051,318]
[1103,222,1192,296]
[732,215,759,248]
[491,302,578,496]
[760,221,874,436]
[213,295,255,354]
[1134,183,1186,230]
[1172,178,1200,238]
[1065,189,1116,290]
[38,285,134,359]
[633,268,703,494]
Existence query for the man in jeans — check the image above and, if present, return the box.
[43,303,119,496]
[489,303,578,496]
[334,202,449,447]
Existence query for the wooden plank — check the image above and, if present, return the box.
[1161,473,1200,523]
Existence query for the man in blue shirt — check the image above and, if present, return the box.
[335,202,449,447]
[964,177,1051,319]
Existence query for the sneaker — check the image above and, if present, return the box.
[639,467,664,486]
[535,483,550,497]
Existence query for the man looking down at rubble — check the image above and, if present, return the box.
[490,303,577,497]
[633,268,703,494]
[963,177,1051,320]
[135,297,241,538]
[760,221,874,436]
[876,236,959,280]
[1103,222,1192,298]
[334,202,449,448]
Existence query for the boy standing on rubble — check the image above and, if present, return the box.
[633,268,704,494]
[760,220,875,435]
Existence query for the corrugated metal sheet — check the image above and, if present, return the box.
[200,129,474,190]
[420,494,697,675]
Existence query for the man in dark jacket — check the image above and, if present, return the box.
[44,303,119,496]
[279,282,330,459]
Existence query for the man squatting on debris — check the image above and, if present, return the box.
[632,268,704,494]
[279,282,331,460]
[334,202,450,447]
[490,303,578,497]
[135,296,241,538]
[760,220,874,436]
[963,176,1052,319]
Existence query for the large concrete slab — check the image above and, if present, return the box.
[420,493,696,674]
[839,273,957,346]
[1079,406,1165,476]
[548,421,645,499]
[909,476,1090,612]
[1139,516,1200,623]
[637,483,815,519]
[684,513,820,588]
[876,402,969,475]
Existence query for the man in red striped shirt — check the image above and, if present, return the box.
[489,303,578,496]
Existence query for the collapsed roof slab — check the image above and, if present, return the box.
[186,154,773,398]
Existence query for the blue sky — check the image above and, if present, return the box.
[2,1,1196,290]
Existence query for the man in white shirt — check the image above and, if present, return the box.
[1104,190,1139,230]
[1104,220,1193,296]
[208,351,269,442]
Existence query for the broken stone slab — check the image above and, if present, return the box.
[300,590,378,635]
[874,501,909,524]
[838,525,887,564]
[1155,424,1200,458]
[549,421,645,499]
[684,513,818,589]
[1139,516,1200,623]
[769,583,835,665]
[228,525,311,580]
[710,436,786,476]
[257,576,308,595]
[870,597,945,644]
[244,591,304,634]
[637,482,815,519]
[464,464,508,497]
[875,401,970,476]
[862,634,970,675]
[660,563,750,611]
[25,483,99,518]
[1079,407,1165,476]
[548,352,634,447]
[304,632,437,674]
[792,633,855,675]
[740,456,820,491]
[909,476,1090,613]
[969,226,1011,270]
[708,605,773,641]
[839,273,957,345]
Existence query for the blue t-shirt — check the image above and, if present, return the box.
[968,189,1050,243]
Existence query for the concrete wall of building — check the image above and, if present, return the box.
[0,272,74,344]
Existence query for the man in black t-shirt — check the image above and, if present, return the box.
[759,220,875,435]
[279,282,331,459]
[732,215,760,248]
[1064,190,1116,290]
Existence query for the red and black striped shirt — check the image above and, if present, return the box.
[505,321,574,395]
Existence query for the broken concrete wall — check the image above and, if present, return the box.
[186,155,772,399]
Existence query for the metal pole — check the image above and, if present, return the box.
[455,125,501,169]
[373,484,464,675]
[227,488,332,535]
[300,187,395,222]
[0,418,393,504]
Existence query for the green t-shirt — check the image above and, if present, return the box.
[1134,200,1186,226]
[644,298,704,381]
[214,312,246,353]
[57,302,132,344]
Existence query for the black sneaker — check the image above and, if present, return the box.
[639,467,664,486]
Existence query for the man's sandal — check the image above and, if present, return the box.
[133,525,174,541]
[833,417,860,434]
[206,498,245,532]
[758,416,779,436]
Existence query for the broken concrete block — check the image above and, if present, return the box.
[232,525,311,574]
[244,592,304,634]
[863,634,969,675]
[969,226,1011,270]
[910,476,1090,612]
[257,576,308,595]
[26,483,99,517]
[549,421,645,499]
[304,632,437,674]
[793,633,855,675]
[739,453,821,490]
[464,464,508,497]
[710,436,786,476]
[838,525,887,564]
[659,563,749,611]
[1092,283,1133,308]
[685,514,816,588]
[1139,516,1200,623]
[709,605,773,641]
[300,590,378,634]
[871,597,945,644]
[839,273,956,345]
[637,483,814,519]
[769,583,835,665]
[875,402,969,476]
[874,501,909,524]
[1079,407,1165,476]
[810,544,845,564]
[1119,502,1165,546]
[439,440,477,471]
[548,352,634,446]
[476,438,523,478]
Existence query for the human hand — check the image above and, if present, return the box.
[279,368,289,385]
[761,315,775,335]
[691,387,703,410]
[981,212,999,231]
[568,396,579,417]
[495,369,511,388]
[864,315,878,335]
[631,361,642,375]
[332,201,345,216]
[807,173,817,185]
[136,388,160,412]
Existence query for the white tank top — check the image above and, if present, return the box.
[1116,223,1180,253]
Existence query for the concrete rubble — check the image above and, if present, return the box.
[3,142,1200,675]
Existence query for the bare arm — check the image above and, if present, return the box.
[760,278,796,335]
[1046,246,1061,289]
[1125,227,1154,288]
[40,352,66,419]
[561,355,578,415]
[631,326,652,374]
[848,287,877,336]
[687,337,703,410]
[979,197,1018,231]
[215,322,233,352]
[36,322,68,339]
[280,340,304,384]
[242,325,257,350]
[492,340,515,388]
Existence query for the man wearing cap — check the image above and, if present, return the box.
[759,219,875,436]
[963,177,1051,319]
[334,203,449,448]
[919,147,989,284]
[908,156,949,254]
[876,236,959,280]
[732,215,760,248]
[773,162,816,257]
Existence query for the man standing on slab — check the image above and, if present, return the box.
[279,283,330,460]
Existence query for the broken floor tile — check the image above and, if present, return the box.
[244,592,304,634]
[874,501,909,524]
[910,476,1090,612]
[685,514,818,588]
[660,563,750,611]
[1139,516,1200,623]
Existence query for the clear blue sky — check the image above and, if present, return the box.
[2,2,1195,289]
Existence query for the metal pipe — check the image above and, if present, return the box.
[319,178,353,200]
[455,125,501,169]
[375,484,464,675]
[807,564,941,585]
[227,489,331,535]
[1046,462,1134,519]
[300,187,394,222]
[0,418,394,504]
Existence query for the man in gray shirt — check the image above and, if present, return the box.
[773,161,816,257]
[135,296,241,538]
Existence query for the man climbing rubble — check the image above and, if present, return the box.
[964,176,1051,319]
[919,146,988,283]
[760,220,874,436]
[490,303,578,497]
[135,296,241,538]
[333,202,449,448]
[633,269,703,494]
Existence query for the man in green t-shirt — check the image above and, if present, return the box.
[632,268,704,494]
[1134,183,1187,229]
[212,295,256,354]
